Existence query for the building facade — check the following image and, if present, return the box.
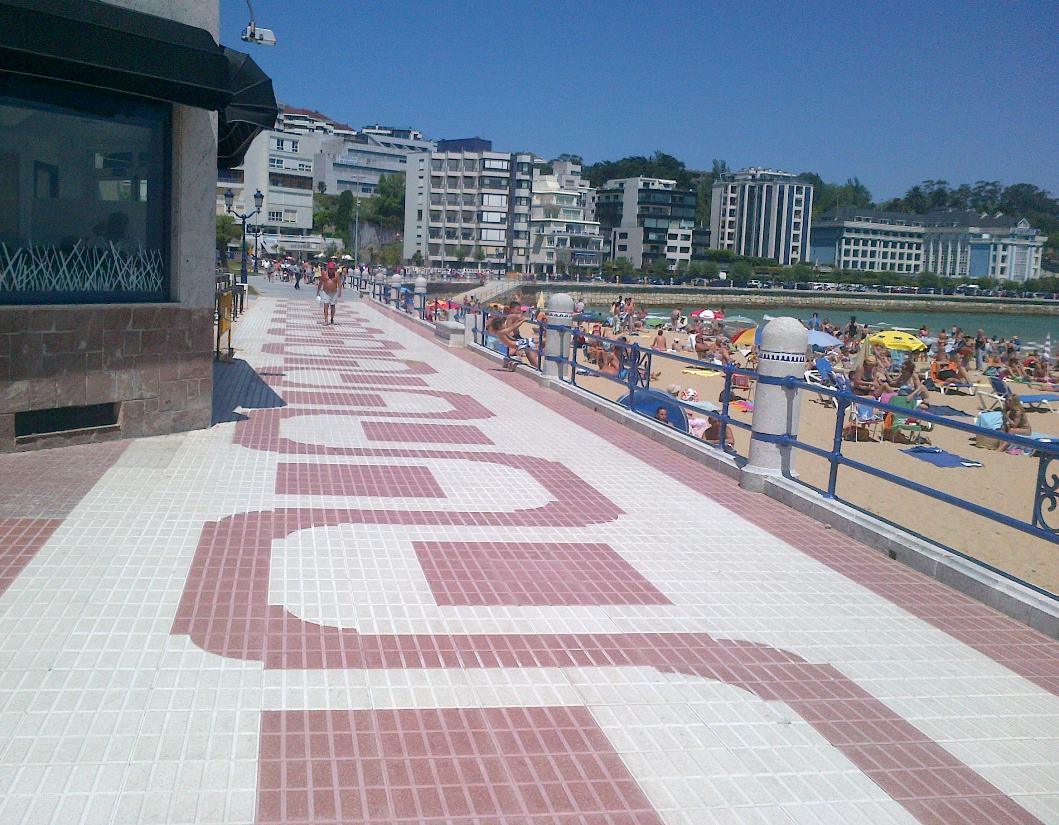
[0,0,275,451]
[810,208,925,274]
[595,177,696,269]
[923,211,1046,283]
[216,129,324,258]
[528,175,601,275]
[403,149,536,271]
[710,168,813,265]
[313,127,433,198]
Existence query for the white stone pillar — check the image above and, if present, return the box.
[741,317,808,492]
[544,293,575,380]
[389,273,402,306]
[414,276,428,317]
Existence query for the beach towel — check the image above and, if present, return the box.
[681,368,722,377]
[902,445,982,468]
[730,400,754,413]
[923,404,971,418]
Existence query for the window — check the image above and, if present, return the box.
[0,76,170,304]
[617,244,628,252]
[269,156,283,168]
[268,210,283,222]
[290,140,299,153]
[482,193,508,208]
[283,209,297,223]
[479,211,506,224]
[269,172,313,190]
[297,162,311,172]
[274,138,286,151]
[480,228,506,241]
[482,158,509,171]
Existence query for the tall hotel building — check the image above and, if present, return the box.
[710,168,813,265]
[403,148,536,271]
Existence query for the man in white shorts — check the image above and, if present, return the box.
[316,261,343,325]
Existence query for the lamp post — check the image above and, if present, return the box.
[248,224,264,273]
[224,188,263,285]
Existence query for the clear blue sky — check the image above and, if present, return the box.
[221,0,1059,200]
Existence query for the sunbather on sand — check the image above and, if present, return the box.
[930,353,971,388]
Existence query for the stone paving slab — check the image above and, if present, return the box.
[0,286,1057,825]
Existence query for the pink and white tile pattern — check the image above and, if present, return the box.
[0,292,1057,825]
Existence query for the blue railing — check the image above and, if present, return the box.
[746,377,1059,546]
[459,307,1059,554]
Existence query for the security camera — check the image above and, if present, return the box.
[241,22,276,46]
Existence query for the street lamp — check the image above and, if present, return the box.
[248,224,263,272]
[225,188,264,285]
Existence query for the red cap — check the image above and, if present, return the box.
[327,261,337,270]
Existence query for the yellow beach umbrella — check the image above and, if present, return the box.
[732,326,758,347]
[868,330,927,352]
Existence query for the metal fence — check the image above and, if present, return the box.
[369,287,1059,558]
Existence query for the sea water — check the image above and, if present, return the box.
[592,304,1059,345]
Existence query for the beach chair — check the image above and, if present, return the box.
[845,398,884,441]
[980,375,1059,413]
[884,395,926,444]
[804,357,838,407]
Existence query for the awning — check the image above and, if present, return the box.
[0,0,278,168]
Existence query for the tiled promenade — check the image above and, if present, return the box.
[1,287,1058,825]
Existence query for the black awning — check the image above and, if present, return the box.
[0,0,278,166]
[218,47,278,169]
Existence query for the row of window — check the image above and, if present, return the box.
[430,157,527,173]
[428,193,513,207]
[271,137,300,153]
[266,209,298,223]
[429,175,532,191]
[269,156,312,172]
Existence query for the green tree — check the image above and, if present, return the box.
[376,242,403,267]
[583,151,693,189]
[360,173,405,231]
[411,250,424,266]
[473,246,485,263]
[455,246,468,268]
[731,260,754,281]
[316,180,327,194]
[216,214,241,261]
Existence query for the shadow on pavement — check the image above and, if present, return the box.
[212,359,287,424]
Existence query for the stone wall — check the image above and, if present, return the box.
[0,304,213,450]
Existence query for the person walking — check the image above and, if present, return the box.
[316,261,343,325]
[293,261,303,290]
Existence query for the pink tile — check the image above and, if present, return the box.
[276,463,445,498]
[255,706,664,824]
[414,541,671,606]
[361,422,493,445]
[0,518,63,596]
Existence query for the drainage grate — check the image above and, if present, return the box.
[15,402,120,438]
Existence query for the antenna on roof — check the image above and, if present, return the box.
[241,0,277,46]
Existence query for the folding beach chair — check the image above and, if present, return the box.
[804,357,838,407]
[884,395,926,444]
[979,375,1059,413]
[845,398,884,441]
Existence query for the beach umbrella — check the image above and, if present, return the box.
[313,252,326,259]
[691,309,715,319]
[807,329,843,349]
[617,388,689,433]
[340,254,353,260]
[644,316,669,328]
[868,330,928,352]
[724,315,756,328]
[732,326,759,347]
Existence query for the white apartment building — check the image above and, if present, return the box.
[710,168,813,265]
[810,209,925,274]
[404,149,536,271]
[275,105,357,138]
[313,127,433,197]
[595,177,697,269]
[216,128,325,257]
[923,211,1046,283]
[528,175,601,275]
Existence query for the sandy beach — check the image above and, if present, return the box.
[567,326,1059,595]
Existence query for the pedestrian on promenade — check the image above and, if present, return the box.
[317,261,343,325]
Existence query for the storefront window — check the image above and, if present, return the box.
[0,77,169,304]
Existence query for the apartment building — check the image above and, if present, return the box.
[922,210,1046,283]
[313,126,433,197]
[811,208,925,274]
[275,105,357,138]
[710,168,813,265]
[403,149,536,271]
[595,177,697,269]
[217,129,324,257]
[528,175,602,275]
